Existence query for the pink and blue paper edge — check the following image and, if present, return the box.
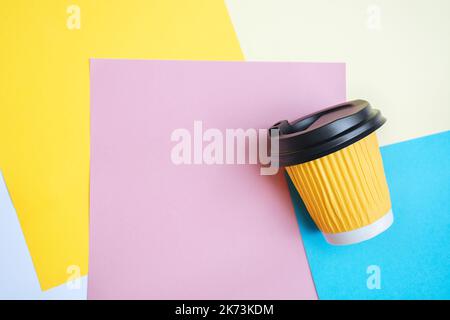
[289,130,450,299]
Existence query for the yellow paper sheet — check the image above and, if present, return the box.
[0,0,243,290]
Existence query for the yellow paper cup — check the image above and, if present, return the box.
[271,100,393,245]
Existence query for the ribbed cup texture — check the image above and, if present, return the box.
[286,133,391,234]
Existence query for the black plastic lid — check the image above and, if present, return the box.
[270,100,386,167]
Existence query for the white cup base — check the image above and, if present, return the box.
[322,209,394,246]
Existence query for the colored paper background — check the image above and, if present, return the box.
[0,171,87,299]
[226,0,450,146]
[89,59,346,299]
[288,131,450,299]
[0,0,242,290]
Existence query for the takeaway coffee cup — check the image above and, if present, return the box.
[270,100,393,245]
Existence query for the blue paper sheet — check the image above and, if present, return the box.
[289,131,450,299]
[0,171,87,300]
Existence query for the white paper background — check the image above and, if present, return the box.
[226,0,450,145]
[0,171,87,300]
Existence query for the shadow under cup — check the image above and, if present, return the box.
[271,100,393,245]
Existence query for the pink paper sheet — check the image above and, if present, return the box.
[89,60,345,299]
